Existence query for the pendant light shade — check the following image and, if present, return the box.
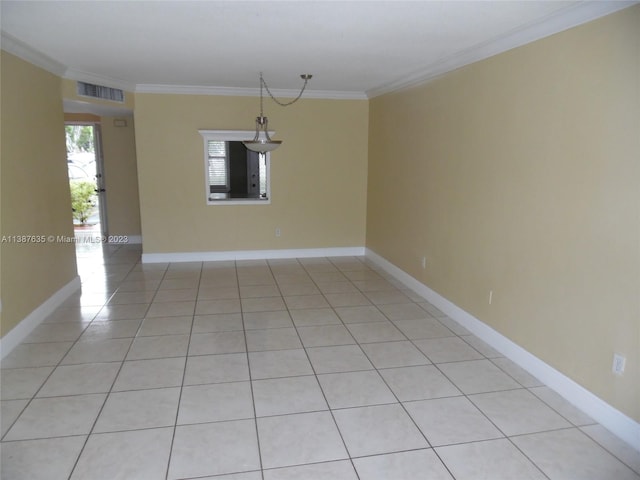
[244,116,281,153]
[243,73,311,153]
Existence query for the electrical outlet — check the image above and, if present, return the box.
[275,228,281,237]
[488,290,493,305]
[612,354,626,375]
[421,257,426,269]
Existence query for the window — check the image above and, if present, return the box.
[207,140,229,193]
[199,130,271,205]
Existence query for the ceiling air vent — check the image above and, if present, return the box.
[77,81,124,103]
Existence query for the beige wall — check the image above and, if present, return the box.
[134,94,368,254]
[100,116,141,237]
[367,7,640,421]
[0,51,77,337]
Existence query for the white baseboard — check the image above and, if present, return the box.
[0,276,81,359]
[142,246,366,264]
[365,248,640,452]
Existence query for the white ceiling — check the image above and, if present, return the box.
[1,1,634,101]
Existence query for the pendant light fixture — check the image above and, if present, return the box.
[243,72,312,153]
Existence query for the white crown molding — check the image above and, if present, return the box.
[1,31,66,76]
[135,83,368,100]
[367,1,638,98]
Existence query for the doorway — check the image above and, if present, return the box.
[65,123,108,239]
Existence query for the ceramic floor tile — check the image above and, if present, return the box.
[202,472,262,480]
[346,321,406,343]
[0,342,73,368]
[1,436,86,480]
[284,294,331,310]
[380,365,462,401]
[240,285,282,298]
[324,292,371,308]
[333,403,428,457]
[246,327,303,351]
[413,336,484,363]
[184,353,250,385]
[353,449,453,480]
[436,316,471,335]
[249,349,314,379]
[80,319,142,340]
[360,340,430,368]
[307,272,348,283]
[306,345,374,374]
[127,334,190,360]
[392,318,454,340]
[37,362,121,397]
[192,313,244,332]
[491,357,544,387]
[580,424,640,475]
[138,315,193,336]
[404,396,504,446]
[43,306,100,323]
[461,335,503,358]
[437,359,521,394]
[159,278,200,290]
[61,337,132,364]
[277,283,321,296]
[529,386,596,426]
[297,324,356,347]
[195,299,242,315]
[378,303,432,321]
[197,286,240,300]
[363,290,413,305]
[108,291,156,305]
[169,420,260,479]
[470,388,571,436]
[1,399,28,437]
[318,370,396,409]
[189,331,247,355]
[23,323,87,343]
[257,411,348,469]
[253,375,328,417]
[263,460,358,480]
[242,297,287,312]
[5,394,105,440]
[72,427,174,480]
[512,428,640,480]
[146,301,195,318]
[0,366,53,400]
[436,438,546,479]
[113,357,185,391]
[290,308,342,326]
[94,387,180,432]
[334,305,388,324]
[316,282,360,294]
[95,304,149,320]
[178,381,254,424]
[152,288,198,303]
[243,310,294,330]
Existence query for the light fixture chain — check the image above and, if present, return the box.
[261,74,310,107]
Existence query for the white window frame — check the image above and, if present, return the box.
[199,130,271,206]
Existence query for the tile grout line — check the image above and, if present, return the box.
[163,260,202,480]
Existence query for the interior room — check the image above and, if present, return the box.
[1,1,638,479]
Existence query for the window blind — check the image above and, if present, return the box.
[208,141,229,191]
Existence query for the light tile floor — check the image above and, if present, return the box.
[1,244,639,479]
